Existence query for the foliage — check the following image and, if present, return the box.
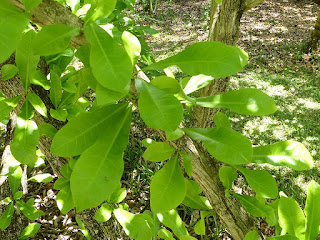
[0,0,318,239]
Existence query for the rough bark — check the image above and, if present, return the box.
[307,3,320,52]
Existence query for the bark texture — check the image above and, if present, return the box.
[307,3,320,52]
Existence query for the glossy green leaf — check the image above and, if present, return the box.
[156,209,188,238]
[108,187,127,204]
[0,95,20,122]
[278,196,305,239]
[267,236,300,240]
[75,45,90,67]
[33,24,80,56]
[8,166,22,195]
[219,166,237,190]
[14,191,23,200]
[29,173,53,183]
[305,180,320,240]
[56,184,75,214]
[150,155,186,212]
[38,123,57,138]
[16,199,44,220]
[16,30,40,90]
[194,211,210,235]
[0,13,29,63]
[75,216,91,240]
[180,235,196,240]
[181,152,193,178]
[166,128,184,141]
[50,70,62,108]
[183,74,214,95]
[0,0,22,17]
[142,138,155,147]
[1,64,18,80]
[145,41,248,78]
[0,202,14,230]
[51,103,129,157]
[30,70,50,90]
[253,141,314,170]
[122,31,141,66]
[238,167,278,199]
[214,112,231,129]
[184,128,252,165]
[244,231,259,240]
[157,228,175,240]
[135,78,183,131]
[183,179,211,210]
[27,92,47,117]
[150,76,181,94]
[215,0,222,4]
[22,0,42,11]
[50,108,68,122]
[114,209,154,240]
[195,89,277,116]
[19,223,41,240]
[143,142,175,162]
[70,107,131,211]
[85,0,117,24]
[96,83,127,106]
[94,203,113,222]
[85,23,132,93]
[54,177,69,190]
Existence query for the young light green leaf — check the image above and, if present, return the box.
[195,89,277,116]
[181,152,193,178]
[22,0,42,11]
[184,128,252,165]
[0,202,14,231]
[50,70,62,108]
[157,228,175,240]
[16,199,44,220]
[219,166,237,190]
[215,0,222,4]
[142,138,156,147]
[94,203,113,222]
[114,209,154,240]
[19,223,41,240]
[150,76,181,94]
[143,142,175,162]
[253,141,314,170]
[135,78,183,132]
[183,74,214,95]
[16,30,40,90]
[166,128,184,141]
[145,41,248,78]
[305,180,320,240]
[84,23,132,93]
[267,236,300,240]
[180,236,197,240]
[8,166,22,195]
[0,0,22,18]
[95,83,127,106]
[244,231,259,240]
[194,211,211,235]
[156,209,188,238]
[29,173,54,183]
[214,112,231,129]
[33,24,80,56]
[183,179,211,210]
[122,31,141,66]
[30,70,50,90]
[27,92,47,117]
[14,191,23,200]
[1,64,18,80]
[51,103,129,157]
[85,0,117,24]
[50,108,68,122]
[0,13,29,63]
[56,184,75,214]
[0,95,21,122]
[75,216,91,240]
[150,155,186,212]
[278,196,305,239]
[54,177,69,190]
[238,167,278,199]
[70,107,131,211]
[38,123,57,139]
[107,187,127,204]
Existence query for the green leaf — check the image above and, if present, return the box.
[75,216,91,240]
[84,23,132,93]
[194,211,210,235]
[38,123,57,138]
[122,31,141,66]
[253,141,314,170]
[180,235,197,240]
[33,24,80,56]
[50,108,68,122]
[0,202,14,231]
[195,89,277,116]
[135,78,183,131]
[85,0,117,24]
[56,184,75,214]
[215,0,222,4]
[75,45,91,67]
[29,173,54,183]
[267,236,300,240]
[11,117,40,166]
[143,142,175,162]
[150,155,186,212]
[0,0,21,17]
[156,209,188,238]
[94,203,113,222]
[51,103,129,157]
[22,0,42,11]
[184,128,252,165]
[219,166,237,190]
[50,70,62,108]
[14,191,23,200]
[238,167,278,199]
[183,74,214,95]
[157,228,175,240]
[8,166,22,195]
[54,177,69,190]
[305,180,320,240]
[107,187,127,204]
[16,199,44,220]
[214,112,231,129]
[1,64,18,80]
[278,196,305,239]
[30,70,50,90]
[95,83,127,106]
[181,152,193,178]
[150,76,181,94]
[70,106,131,211]
[183,179,211,210]
[244,231,259,240]
[0,13,29,63]
[114,209,154,240]
[19,223,41,240]
[145,41,248,78]
[27,92,47,117]
[142,138,155,147]
[0,95,21,122]
[16,30,40,90]
[165,128,184,141]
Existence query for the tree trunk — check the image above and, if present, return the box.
[306,3,320,52]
